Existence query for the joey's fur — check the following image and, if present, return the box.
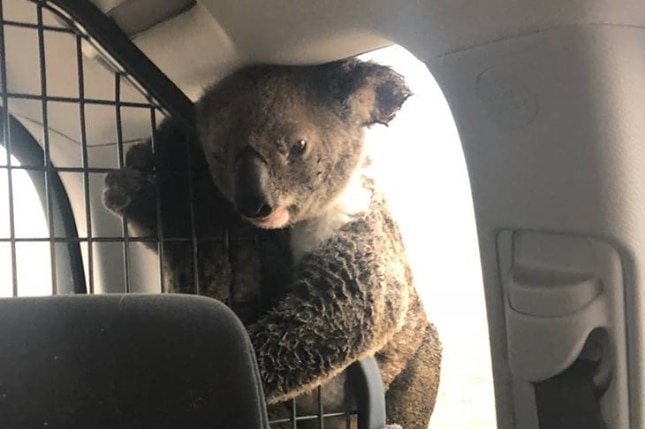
[103,58,441,428]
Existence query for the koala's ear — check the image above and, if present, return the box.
[319,59,412,126]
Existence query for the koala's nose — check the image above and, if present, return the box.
[233,147,275,219]
[237,195,273,219]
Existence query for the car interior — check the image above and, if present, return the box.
[1,0,643,428]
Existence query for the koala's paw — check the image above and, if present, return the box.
[102,167,151,214]
[103,142,156,214]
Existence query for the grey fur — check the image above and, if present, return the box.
[197,59,442,428]
[103,58,442,428]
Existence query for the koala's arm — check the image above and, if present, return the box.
[248,220,410,404]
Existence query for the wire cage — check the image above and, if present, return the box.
[0,1,387,428]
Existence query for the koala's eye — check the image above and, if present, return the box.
[290,139,307,156]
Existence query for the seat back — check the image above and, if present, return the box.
[0,294,269,429]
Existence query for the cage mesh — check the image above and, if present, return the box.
[0,0,358,427]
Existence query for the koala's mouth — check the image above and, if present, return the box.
[248,206,290,229]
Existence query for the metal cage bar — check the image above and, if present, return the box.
[114,73,131,293]
[35,2,59,294]
[0,0,18,296]
[0,111,86,294]
[0,0,388,427]
[41,0,194,132]
[75,31,94,294]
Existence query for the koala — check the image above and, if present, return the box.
[103,58,442,429]
[196,58,442,429]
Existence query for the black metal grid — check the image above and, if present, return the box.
[0,0,174,296]
[0,0,362,427]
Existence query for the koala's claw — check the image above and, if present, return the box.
[103,168,150,213]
